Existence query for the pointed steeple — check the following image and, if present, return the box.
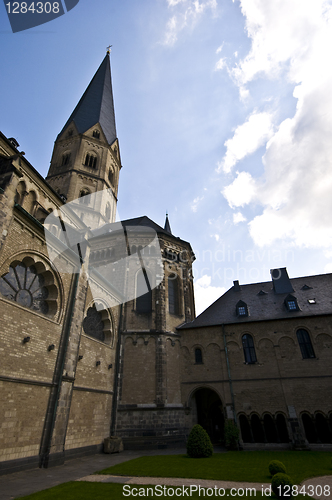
[164,212,172,234]
[59,53,117,145]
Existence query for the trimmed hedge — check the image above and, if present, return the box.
[269,460,287,476]
[186,424,213,458]
[271,472,293,498]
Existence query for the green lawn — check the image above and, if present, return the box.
[97,451,332,484]
[14,482,311,500]
[14,451,331,500]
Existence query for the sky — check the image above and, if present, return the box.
[1,0,332,315]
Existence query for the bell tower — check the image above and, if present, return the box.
[46,51,121,228]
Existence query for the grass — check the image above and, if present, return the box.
[97,451,332,485]
[13,482,312,500]
[14,451,331,500]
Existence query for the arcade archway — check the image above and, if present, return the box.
[191,388,224,444]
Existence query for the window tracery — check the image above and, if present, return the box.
[0,259,58,317]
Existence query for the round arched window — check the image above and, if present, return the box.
[0,259,58,317]
[83,306,105,342]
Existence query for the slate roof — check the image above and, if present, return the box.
[179,271,332,329]
[58,54,117,145]
[164,213,172,234]
[89,215,193,249]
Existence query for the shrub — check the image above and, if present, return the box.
[269,460,287,476]
[224,419,240,450]
[271,473,293,498]
[186,424,213,458]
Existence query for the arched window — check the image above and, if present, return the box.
[168,274,180,315]
[136,270,152,313]
[93,130,100,139]
[242,334,257,364]
[23,190,37,215]
[195,347,203,364]
[108,169,115,185]
[105,203,111,220]
[83,305,105,342]
[79,189,90,204]
[61,153,71,166]
[251,414,265,443]
[302,413,317,443]
[276,414,289,443]
[296,329,315,359]
[84,153,97,169]
[315,413,332,443]
[263,414,278,443]
[0,259,58,317]
[14,181,26,205]
[239,414,252,443]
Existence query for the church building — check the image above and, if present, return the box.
[0,52,331,475]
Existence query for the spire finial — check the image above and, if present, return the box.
[106,45,112,55]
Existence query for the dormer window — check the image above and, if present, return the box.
[93,130,100,139]
[84,153,97,168]
[236,300,248,317]
[285,294,299,311]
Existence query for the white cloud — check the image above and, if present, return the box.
[215,57,226,71]
[217,111,274,173]
[222,171,256,209]
[194,275,225,315]
[163,0,218,46]
[221,0,332,250]
[324,263,332,274]
[233,211,247,224]
[191,195,204,212]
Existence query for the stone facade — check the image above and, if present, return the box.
[179,272,332,451]
[1,54,331,476]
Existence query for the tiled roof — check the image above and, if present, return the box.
[179,271,332,329]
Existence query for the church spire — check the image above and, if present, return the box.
[164,212,172,234]
[58,52,117,145]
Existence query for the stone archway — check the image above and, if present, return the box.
[191,388,225,444]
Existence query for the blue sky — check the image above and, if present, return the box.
[1,0,332,314]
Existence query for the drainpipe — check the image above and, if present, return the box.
[222,324,237,427]
[39,270,80,468]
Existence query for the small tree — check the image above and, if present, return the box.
[186,424,213,458]
[271,473,293,498]
[269,460,287,476]
[224,419,239,450]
